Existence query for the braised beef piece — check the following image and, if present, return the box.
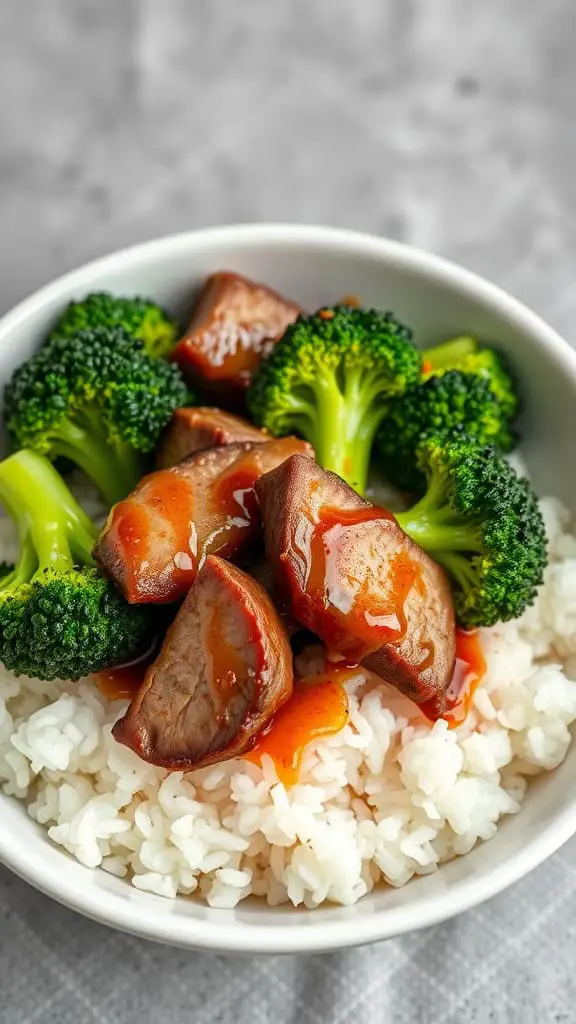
[113,556,293,770]
[255,454,456,706]
[156,406,267,469]
[94,438,313,604]
[171,271,301,405]
[244,552,301,639]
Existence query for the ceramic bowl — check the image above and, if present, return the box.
[1,225,575,953]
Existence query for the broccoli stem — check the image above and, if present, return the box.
[49,412,143,505]
[303,368,389,493]
[421,336,478,371]
[432,550,479,589]
[395,516,484,553]
[395,477,485,553]
[0,538,36,589]
[311,372,353,481]
[0,450,98,577]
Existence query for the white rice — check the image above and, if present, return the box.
[1,485,576,909]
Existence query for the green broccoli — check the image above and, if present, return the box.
[421,336,518,419]
[377,369,517,493]
[395,436,547,628]
[5,326,191,504]
[420,336,478,372]
[247,305,421,493]
[0,449,151,680]
[49,291,178,359]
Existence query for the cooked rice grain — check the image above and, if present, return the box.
[1,492,576,908]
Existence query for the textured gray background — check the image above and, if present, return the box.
[1,1,576,1022]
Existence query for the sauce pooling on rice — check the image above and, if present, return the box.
[96,644,157,701]
[421,628,486,727]
[245,669,351,785]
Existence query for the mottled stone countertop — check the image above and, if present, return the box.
[1,2,575,1022]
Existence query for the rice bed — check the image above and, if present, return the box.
[1,494,576,909]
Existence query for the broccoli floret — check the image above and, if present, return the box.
[422,336,518,419]
[5,326,191,504]
[247,305,421,493]
[395,436,547,628]
[49,292,178,359]
[377,369,516,493]
[0,449,151,680]
[420,336,478,372]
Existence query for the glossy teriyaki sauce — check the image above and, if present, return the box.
[421,628,486,727]
[96,642,157,701]
[107,469,197,602]
[286,504,422,662]
[245,667,352,786]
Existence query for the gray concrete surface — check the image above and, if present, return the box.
[1,2,575,1022]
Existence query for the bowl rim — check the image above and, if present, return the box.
[1,222,576,954]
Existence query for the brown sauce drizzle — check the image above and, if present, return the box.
[203,604,263,709]
[421,628,486,727]
[117,471,194,561]
[210,440,306,553]
[96,641,158,702]
[212,450,263,526]
[112,470,196,599]
[244,669,351,785]
[289,504,420,661]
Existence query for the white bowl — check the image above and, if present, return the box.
[1,224,575,954]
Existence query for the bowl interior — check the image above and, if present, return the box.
[1,225,575,953]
